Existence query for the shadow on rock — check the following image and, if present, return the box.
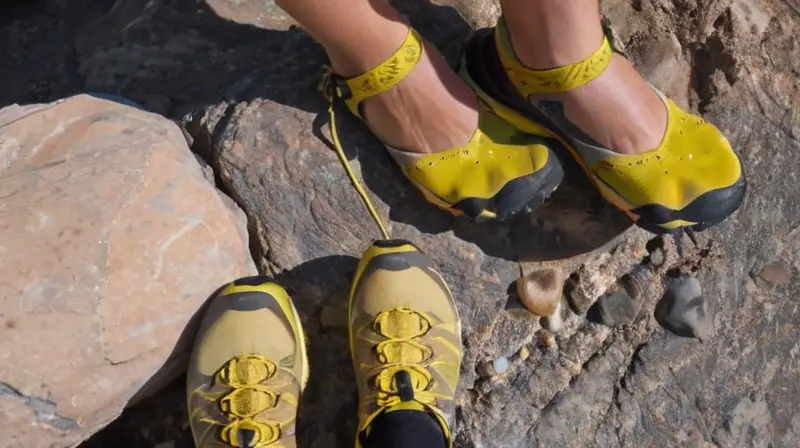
[79,284,225,448]
[271,254,361,447]
[81,255,359,447]
[61,0,631,263]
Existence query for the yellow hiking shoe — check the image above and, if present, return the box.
[319,27,564,222]
[461,20,746,233]
[349,239,462,447]
[187,278,309,447]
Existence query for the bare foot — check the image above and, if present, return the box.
[360,40,479,154]
[527,54,668,155]
[501,2,668,156]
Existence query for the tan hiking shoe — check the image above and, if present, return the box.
[349,239,463,448]
[187,278,309,447]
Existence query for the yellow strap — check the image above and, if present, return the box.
[496,19,613,95]
[341,29,423,118]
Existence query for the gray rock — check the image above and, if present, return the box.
[655,276,707,339]
[597,289,642,327]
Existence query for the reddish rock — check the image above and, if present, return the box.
[0,95,256,447]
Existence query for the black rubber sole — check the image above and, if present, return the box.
[451,154,564,222]
[633,171,747,234]
[462,28,747,233]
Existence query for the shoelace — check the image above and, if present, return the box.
[371,308,441,408]
[213,354,284,447]
[318,66,390,240]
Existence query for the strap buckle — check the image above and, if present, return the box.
[318,66,353,102]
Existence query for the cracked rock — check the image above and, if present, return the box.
[0,95,256,447]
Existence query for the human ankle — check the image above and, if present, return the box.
[504,19,604,69]
[322,15,409,77]
[499,0,605,69]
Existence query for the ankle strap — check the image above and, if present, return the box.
[325,29,423,119]
[496,17,613,95]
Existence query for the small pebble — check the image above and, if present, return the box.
[518,345,530,361]
[597,289,641,327]
[492,356,510,375]
[517,267,564,317]
[537,330,556,349]
[655,276,706,339]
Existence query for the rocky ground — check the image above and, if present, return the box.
[1,0,799,447]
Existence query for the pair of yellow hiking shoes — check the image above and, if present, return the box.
[186,20,747,448]
[188,240,460,447]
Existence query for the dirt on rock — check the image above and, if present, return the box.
[2,0,799,447]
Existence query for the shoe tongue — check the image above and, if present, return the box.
[238,429,256,448]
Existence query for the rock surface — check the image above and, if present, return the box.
[0,94,256,448]
[1,0,799,447]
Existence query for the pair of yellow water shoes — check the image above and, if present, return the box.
[320,19,746,234]
[187,240,461,447]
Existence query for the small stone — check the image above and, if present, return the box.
[655,276,706,339]
[596,289,641,327]
[518,345,530,361]
[751,261,791,287]
[492,356,510,375]
[517,267,564,317]
[537,330,556,349]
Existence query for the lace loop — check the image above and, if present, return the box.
[371,308,436,408]
[216,355,282,447]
